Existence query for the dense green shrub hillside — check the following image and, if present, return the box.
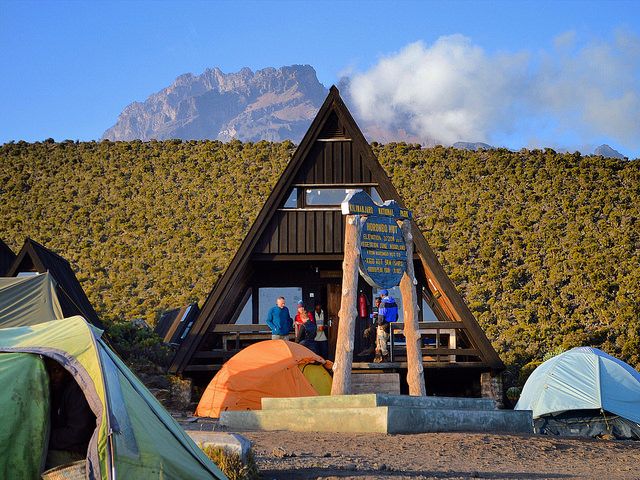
[1,139,638,376]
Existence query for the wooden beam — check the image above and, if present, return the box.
[399,219,426,396]
[351,361,490,369]
[251,254,344,261]
[331,214,361,395]
[391,321,469,331]
[421,348,480,356]
[292,182,377,187]
[211,324,272,333]
[315,138,353,142]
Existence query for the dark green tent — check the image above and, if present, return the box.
[0,317,225,479]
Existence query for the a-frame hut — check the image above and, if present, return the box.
[155,303,201,345]
[5,238,103,328]
[0,240,16,276]
[171,87,504,396]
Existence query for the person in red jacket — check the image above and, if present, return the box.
[294,300,314,334]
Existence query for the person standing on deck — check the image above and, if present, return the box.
[295,303,319,354]
[265,296,293,340]
[375,290,398,362]
[294,300,312,337]
[313,303,329,359]
[378,289,399,323]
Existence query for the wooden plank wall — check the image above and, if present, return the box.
[256,210,345,254]
[255,139,375,255]
[293,141,373,184]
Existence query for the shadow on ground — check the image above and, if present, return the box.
[260,467,573,479]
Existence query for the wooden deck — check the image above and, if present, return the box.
[182,321,487,374]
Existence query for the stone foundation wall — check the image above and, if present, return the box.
[481,372,504,409]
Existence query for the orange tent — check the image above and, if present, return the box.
[195,340,332,418]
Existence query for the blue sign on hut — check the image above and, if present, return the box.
[341,190,411,289]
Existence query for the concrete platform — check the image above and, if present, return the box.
[261,393,497,411]
[220,394,533,434]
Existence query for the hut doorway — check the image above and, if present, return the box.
[326,282,341,360]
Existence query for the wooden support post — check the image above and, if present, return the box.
[331,214,361,395]
[399,220,426,396]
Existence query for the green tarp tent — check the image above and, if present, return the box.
[0,316,225,479]
[0,352,51,478]
[0,273,64,328]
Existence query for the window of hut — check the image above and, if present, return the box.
[304,188,358,206]
[283,188,298,208]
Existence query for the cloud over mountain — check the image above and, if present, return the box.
[346,33,640,154]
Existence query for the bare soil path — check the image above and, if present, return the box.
[242,431,639,480]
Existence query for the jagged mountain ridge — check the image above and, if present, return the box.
[103,65,328,143]
[594,144,626,160]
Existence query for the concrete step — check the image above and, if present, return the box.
[222,406,388,433]
[386,407,532,434]
[261,394,497,411]
[220,406,533,434]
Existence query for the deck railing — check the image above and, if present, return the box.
[388,322,481,364]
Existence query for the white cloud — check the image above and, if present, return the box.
[535,32,640,147]
[347,33,640,155]
[553,31,577,50]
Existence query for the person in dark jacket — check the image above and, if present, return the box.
[45,358,96,468]
[295,304,319,354]
[265,296,293,340]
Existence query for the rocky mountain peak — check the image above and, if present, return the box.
[594,144,626,160]
[103,65,327,143]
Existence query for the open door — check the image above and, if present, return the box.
[326,282,341,360]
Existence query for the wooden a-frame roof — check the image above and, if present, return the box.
[6,238,103,328]
[0,239,16,276]
[170,86,504,373]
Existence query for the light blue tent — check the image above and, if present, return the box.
[516,347,640,438]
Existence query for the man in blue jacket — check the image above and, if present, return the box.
[378,289,399,323]
[265,296,293,340]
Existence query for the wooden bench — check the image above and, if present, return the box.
[211,324,273,351]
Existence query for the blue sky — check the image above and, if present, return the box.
[1,0,639,157]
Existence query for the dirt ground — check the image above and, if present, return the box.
[242,431,639,480]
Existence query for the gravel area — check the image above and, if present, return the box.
[241,431,639,480]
